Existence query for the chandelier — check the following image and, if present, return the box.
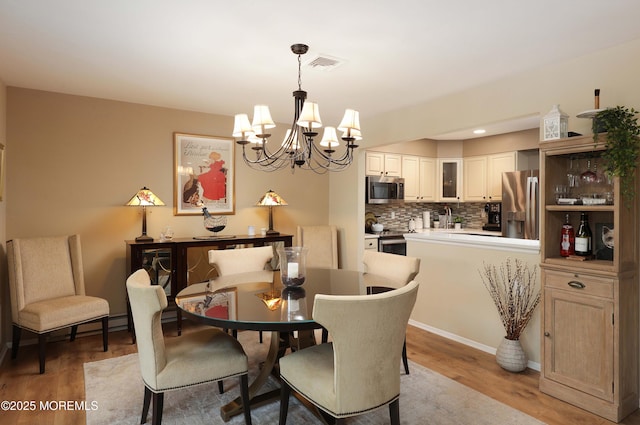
[232,44,361,173]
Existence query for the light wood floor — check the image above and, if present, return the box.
[1,323,640,425]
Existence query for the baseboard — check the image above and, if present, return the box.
[408,319,541,372]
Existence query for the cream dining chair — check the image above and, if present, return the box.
[296,225,338,269]
[126,269,252,425]
[209,245,274,344]
[7,235,109,374]
[363,250,420,374]
[278,280,420,425]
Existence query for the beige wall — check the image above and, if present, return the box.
[3,88,330,342]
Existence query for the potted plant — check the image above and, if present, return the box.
[453,216,463,230]
[593,106,640,204]
[478,258,540,372]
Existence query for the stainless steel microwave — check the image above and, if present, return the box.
[366,176,404,204]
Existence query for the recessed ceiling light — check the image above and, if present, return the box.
[473,129,486,135]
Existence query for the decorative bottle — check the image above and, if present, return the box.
[559,213,575,257]
[575,212,592,257]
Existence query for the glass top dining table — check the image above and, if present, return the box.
[175,267,396,421]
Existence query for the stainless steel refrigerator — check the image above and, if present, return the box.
[502,170,539,239]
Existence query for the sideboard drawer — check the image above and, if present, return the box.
[544,269,614,299]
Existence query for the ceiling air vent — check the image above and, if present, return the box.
[305,54,344,71]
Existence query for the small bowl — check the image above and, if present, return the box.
[371,223,384,232]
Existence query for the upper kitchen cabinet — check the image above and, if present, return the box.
[438,159,462,202]
[487,152,517,200]
[402,155,436,202]
[463,156,487,201]
[365,151,402,176]
[463,152,516,202]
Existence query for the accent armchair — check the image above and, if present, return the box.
[279,280,420,425]
[127,269,252,425]
[7,235,109,374]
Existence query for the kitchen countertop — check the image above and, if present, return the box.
[404,228,540,254]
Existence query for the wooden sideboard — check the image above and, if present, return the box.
[125,234,293,338]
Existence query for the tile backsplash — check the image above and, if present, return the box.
[366,202,492,231]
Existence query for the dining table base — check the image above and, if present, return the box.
[220,329,318,422]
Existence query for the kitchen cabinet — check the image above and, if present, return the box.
[364,237,378,251]
[365,151,402,176]
[437,158,462,202]
[487,152,516,200]
[402,155,436,202]
[463,156,487,201]
[539,134,638,422]
[463,152,516,202]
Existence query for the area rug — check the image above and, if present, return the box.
[84,332,545,425]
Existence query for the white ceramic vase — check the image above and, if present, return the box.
[496,337,527,372]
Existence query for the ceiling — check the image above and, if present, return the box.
[2,1,640,140]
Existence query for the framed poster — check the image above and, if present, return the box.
[173,133,235,215]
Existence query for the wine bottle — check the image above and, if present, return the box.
[560,213,575,257]
[575,212,592,256]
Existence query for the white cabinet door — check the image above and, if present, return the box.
[402,155,420,201]
[366,152,402,177]
[487,152,516,200]
[384,154,402,177]
[463,156,488,201]
[419,157,437,201]
[438,159,463,202]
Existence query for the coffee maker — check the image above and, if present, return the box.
[482,202,501,231]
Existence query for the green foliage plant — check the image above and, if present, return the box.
[593,106,640,204]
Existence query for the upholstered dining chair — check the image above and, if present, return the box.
[127,269,252,425]
[279,280,420,425]
[363,250,420,374]
[7,234,109,374]
[209,245,274,343]
[296,225,338,269]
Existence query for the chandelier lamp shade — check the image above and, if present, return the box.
[126,186,165,242]
[232,44,361,173]
[256,189,288,235]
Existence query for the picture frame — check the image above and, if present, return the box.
[173,133,235,216]
[594,222,614,261]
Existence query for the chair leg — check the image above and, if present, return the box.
[38,333,48,374]
[176,309,182,336]
[321,328,328,343]
[279,380,291,425]
[11,325,21,359]
[402,339,410,375]
[259,330,263,343]
[218,380,224,394]
[141,387,151,424]
[102,316,109,351]
[152,391,164,425]
[240,374,252,425]
[70,325,78,341]
[389,398,400,425]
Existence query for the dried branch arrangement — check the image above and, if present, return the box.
[479,258,540,341]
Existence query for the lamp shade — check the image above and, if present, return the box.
[252,105,276,131]
[126,187,165,206]
[296,101,323,129]
[232,113,254,139]
[320,126,340,148]
[337,109,361,132]
[256,190,288,206]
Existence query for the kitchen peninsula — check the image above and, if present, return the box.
[404,230,541,366]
